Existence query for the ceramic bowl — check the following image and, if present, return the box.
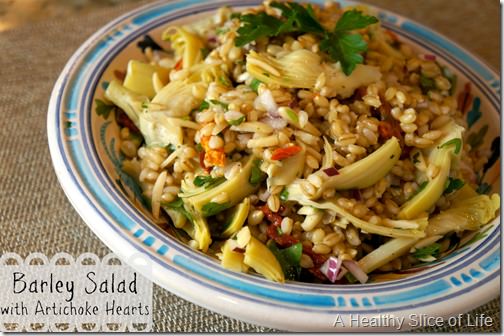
[47,0,500,331]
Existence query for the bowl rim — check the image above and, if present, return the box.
[47,0,501,331]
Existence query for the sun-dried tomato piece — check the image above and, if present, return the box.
[271,145,302,161]
[116,109,140,134]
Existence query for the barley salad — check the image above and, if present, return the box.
[101,1,500,284]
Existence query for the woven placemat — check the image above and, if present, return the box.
[0,0,499,332]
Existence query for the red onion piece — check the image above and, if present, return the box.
[232,247,246,253]
[424,54,436,61]
[342,260,369,284]
[258,190,271,202]
[255,89,278,116]
[323,167,340,176]
[260,116,287,130]
[319,256,343,283]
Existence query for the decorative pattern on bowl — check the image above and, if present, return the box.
[48,0,500,331]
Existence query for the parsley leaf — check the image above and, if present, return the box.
[234,3,378,75]
[419,75,436,94]
[197,100,210,112]
[95,99,115,119]
[216,27,229,35]
[439,138,462,154]
[209,99,229,110]
[444,177,464,194]
[267,241,302,281]
[270,1,324,35]
[334,9,380,32]
[250,78,262,92]
[193,175,226,189]
[279,187,289,202]
[235,12,283,47]
[413,243,441,259]
[320,10,378,75]
[412,152,420,164]
[227,116,245,126]
[408,181,428,200]
[202,202,231,217]
[249,159,267,186]
[320,33,366,75]
[162,197,193,222]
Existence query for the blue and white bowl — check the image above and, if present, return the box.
[47,0,500,331]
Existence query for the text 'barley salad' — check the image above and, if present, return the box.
[100,1,500,284]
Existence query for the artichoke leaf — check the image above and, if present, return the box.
[151,80,202,117]
[268,147,305,187]
[104,80,146,128]
[290,195,427,239]
[244,236,285,283]
[398,122,464,219]
[123,60,169,98]
[288,137,401,200]
[183,156,261,215]
[246,49,381,98]
[220,198,251,238]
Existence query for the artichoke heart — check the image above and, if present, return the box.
[425,193,500,236]
[180,215,212,252]
[398,122,465,219]
[291,196,427,239]
[289,137,401,200]
[123,60,169,98]
[246,49,323,89]
[162,26,205,69]
[220,239,249,272]
[151,80,202,117]
[246,49,381,98]
[183,155,261,215]
[221,198,251,238]
[244,236,285,283]
[138,112,183,147]
[104,80,146,128]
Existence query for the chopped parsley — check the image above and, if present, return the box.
[439,138,462,154]
[408,181,428,200]
[419,75,436,94]
[193,175,227,189]
[197,100,210,112]
[279,187,289,202]
[162,197,193,222]
[218,75,231,87]
[202,202,230,217]
[216,27,229,35]
[227,116,245,126]
[413,243,441,259]
[249,159,267,186]
[235,2,378,75]
[230,12,241,20]
[200,47,210,58]
[412,152,420,164]
[249,78,262,92]
[267,241,302,281]
[444,177,464,194]
[209,99,229,110]
[285,108,299,123]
